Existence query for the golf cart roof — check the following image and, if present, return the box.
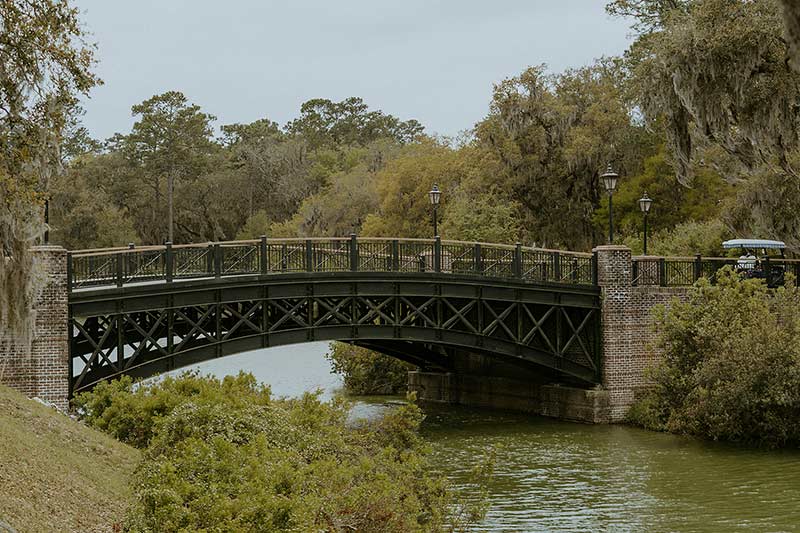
[722,239,786,250]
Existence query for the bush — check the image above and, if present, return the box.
[628,270,800,448]
[326,342,413,395]
[76,372,484,531]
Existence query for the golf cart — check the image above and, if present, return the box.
[722,238,787,286]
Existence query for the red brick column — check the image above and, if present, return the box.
[0,246,69,410]
[594,245,689,421]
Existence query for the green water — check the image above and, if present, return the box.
[178,344,800,532]
[422,404,800,532]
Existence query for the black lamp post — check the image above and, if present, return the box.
[638,191,653,255]
[428,184,441,238]
[601,165,619,244]
[44,197,50,244]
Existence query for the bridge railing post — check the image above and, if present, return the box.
[115,251,123,287]
[694,254,702,282]
[260,235,268,275]
[513,242,522,279]
[553,251,561,283]
[349,233,358,272]
[658,257,666,287]
[214,243,222,278]
[206,242,214,276]
[591,251,598,286]
[474,243,482,275]
[127,243,135,281]
[764,255,772,287]
[391,239,399,271]
[305,239,314,272]
[434,236,442,273]
[165,241,173,283]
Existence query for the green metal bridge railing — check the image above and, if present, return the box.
[67,236,598,291]
[632,255,800,287]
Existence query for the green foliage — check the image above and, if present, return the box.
[362,139,464,238]
[723,164,800,251]
[627,270,800,447]
[286,97,424,149]
[0,0,99,340]
[621,0,800,182]
[596,146,733,238]
[76,372,485,532]
[622,218,732,256]
[326,342,413,395]
[475,62,653,250]
[74,371,271,449]
[236,210,271,240]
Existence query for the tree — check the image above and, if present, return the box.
[109,91,218,244]
[780,0,800,71]
[628,271,800,448]
[222,119,317,229]
[618,0,800,182]
[476,62,648,250]
[594,145,733,239]
[0,0,99,340]
[362,139,464,238]
[286,97,424,150]
[326,342,412,395]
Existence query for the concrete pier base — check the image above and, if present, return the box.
[409,371,611,424]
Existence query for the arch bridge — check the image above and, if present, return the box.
[67,236,601,397]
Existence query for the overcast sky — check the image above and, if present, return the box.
[74,1,634,140]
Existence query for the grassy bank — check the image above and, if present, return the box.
[0,385,139,533]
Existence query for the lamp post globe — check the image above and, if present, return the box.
[428,184,441,238]
[639,191,653,255]
[601,165,619,243]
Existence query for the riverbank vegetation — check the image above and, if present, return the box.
[326,342,413,395]
[0,385,138,532]
[627,271,800,448]
[74,372,489,531]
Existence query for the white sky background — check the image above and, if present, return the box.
[75,1,634,141]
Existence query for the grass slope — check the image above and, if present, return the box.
[0,385,139,533]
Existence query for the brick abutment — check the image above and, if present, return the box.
[0,246,69,410]
[594,245,689,421]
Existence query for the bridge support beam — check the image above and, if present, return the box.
[0,246,69,410]
[408,350,611,423]
[594,245,689,421]
[409,370,611,424]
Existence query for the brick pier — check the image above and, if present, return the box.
[594,245,689,421]
[0,246,69,410]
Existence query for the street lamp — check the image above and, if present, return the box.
[638,191,653,255]
[44,197,50,244]
[601,164,619,244]
[428,184,441,237]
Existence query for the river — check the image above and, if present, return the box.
[170,342,800,533]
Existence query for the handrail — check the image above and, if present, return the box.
[632,254,800,287]
[67,236,598,291]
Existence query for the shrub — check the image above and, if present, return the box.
[628,270,800,447]
[326,342,413,395]
[76,372,484,531]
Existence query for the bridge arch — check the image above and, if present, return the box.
[67,238,600,396]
